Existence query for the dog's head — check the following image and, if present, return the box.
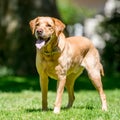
[29,16,65,49]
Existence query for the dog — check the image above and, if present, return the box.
[29,16,107,114]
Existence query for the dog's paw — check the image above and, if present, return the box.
[102,105,107,111]
[53,107,60,114]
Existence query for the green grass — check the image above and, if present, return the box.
[0,75,120,120]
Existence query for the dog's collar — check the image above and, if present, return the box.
[43,46,61,56]
[42,38,61,56]
[40,35,62,56]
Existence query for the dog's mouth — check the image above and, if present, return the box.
[35,37,50,49]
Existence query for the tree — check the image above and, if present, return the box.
[0,0,60,75]
[98,0,120,74]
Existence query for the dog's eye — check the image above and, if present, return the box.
[46,24,52,27]
[36,23,40,26]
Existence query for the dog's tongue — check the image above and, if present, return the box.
[35,40,45,49]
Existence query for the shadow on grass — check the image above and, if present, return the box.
[0,72,120,92]
[25,104,95,113]
[26,108,53,113]
[25,105,95,113]
[26,108,42,112]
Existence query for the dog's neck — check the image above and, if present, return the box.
[42,35,61,56]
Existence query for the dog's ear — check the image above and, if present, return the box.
[29,18,37,34]
[52,18,65,36]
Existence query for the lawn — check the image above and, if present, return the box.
[0,75,120,120]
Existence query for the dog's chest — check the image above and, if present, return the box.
[41,54,60,79]
[38,52,83,80]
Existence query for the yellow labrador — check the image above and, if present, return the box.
[29,16,107,114]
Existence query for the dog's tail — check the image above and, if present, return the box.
[100,63,104,76]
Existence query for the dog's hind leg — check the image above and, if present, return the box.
[65,75,75,108]
[65,68,84,108]
[88,69,107,111]
[82,65,107,110]
[82,51,107,111]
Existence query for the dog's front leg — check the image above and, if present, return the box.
[54,66,66,114]
[39,74,49,111]
[54,78,66,114]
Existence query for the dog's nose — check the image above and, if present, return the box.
[37,29,43,35]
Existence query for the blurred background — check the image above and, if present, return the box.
[0,0,120,79]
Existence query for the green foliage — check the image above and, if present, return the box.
[98,16,120,74]
[0,66,13,76]
[0,0,60,76]
[57,0,95,24]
